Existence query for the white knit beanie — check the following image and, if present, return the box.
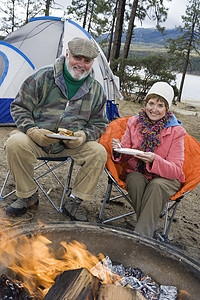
[146,82,174,108]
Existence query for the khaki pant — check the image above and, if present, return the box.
[125,172,181,237]
[4,130,107,201]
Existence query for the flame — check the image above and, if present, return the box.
[0,222,120,298]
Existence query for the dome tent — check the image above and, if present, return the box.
[0,16,122,125]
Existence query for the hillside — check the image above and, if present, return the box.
[100,28,180,46]
[124,28,180,45]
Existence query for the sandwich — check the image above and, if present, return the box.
[58,128,74,136]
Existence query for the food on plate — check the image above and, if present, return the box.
[58,128,74,136]
[114,148,144,155]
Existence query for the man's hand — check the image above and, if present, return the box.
[27,127,58,147]
[63,130,86,148]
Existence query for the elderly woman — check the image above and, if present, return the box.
[111,82,186,238]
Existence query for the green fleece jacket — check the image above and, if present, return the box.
[11,55,108,154]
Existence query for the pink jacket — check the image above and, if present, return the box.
[112,115,186,183]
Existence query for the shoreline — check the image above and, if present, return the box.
[181,99,200,107]
[172,101,200,117]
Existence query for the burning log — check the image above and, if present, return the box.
[44,268,146,300]
[44,268,100,300]
[97,283,146,300]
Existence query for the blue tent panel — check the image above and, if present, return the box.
[0,99,14,124]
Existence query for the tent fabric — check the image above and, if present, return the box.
[0,16,122,125]
[99,117,200,199]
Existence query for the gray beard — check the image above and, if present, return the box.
[65,58,91,80]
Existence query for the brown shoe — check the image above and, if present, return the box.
[6,191,39,217]
[63,196,88,222]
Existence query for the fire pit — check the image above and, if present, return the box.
[1,222,200,299]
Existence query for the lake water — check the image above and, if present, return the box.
[134,69,200,106]
[176,73,200,106]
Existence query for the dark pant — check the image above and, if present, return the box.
[125,172,181,237]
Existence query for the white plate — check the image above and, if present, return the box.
[114,148,144,155]
[45,133,77,140]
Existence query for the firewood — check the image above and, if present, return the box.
[44,268,100,300]
[97,283,146,300]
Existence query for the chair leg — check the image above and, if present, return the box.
[0,158,74,213]
[163,201,181,240]
[34,160,67,189]
[104,167,133,206]
[58,158,74,212]
[98,172,135,224]
[34,158,74,213]
[0,171,16,201]
[160,198,182,241]
[0,164,47,201]
[111,179,132,205]
[98,178,113,222]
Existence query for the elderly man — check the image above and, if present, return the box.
[5,37,108,221]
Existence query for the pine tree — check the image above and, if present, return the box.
[1,0,21,33]
[0,0,62,34]
[110,0,170,73]
[110,0,126,69]
[66,0,113,38]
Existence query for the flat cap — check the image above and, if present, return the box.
[68,37,99,59]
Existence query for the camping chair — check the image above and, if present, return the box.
[98,116,200,241]
[0,156,74,213]
[106,100,120,121]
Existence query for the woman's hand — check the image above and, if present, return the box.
[134,151,154,164]
[111,138,121,150]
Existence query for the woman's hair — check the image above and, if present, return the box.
[145,94,169,111]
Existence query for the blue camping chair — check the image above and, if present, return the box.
[106,100,120,121]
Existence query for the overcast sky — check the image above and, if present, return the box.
[54,0,188,29]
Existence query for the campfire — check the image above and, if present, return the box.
[0,221,197,299]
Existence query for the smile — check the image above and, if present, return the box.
[150,112,159,116]
[73,66,85,73]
